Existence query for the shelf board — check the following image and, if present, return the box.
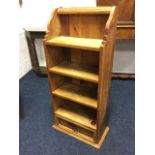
[57,7,112,14]
[52,83,97,109]
[55,105,97,132]
[49,62,98,83]
[45,36,103,51]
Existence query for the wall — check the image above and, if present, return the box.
[113,40,135,73]
[19,0,96,28]
[19,29,32,78]
[19,0,135,78]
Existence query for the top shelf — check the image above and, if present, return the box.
[45,36,103,51]
[57,7,113,14]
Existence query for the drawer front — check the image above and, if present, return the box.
[58,118,95,142]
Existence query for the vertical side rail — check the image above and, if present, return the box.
[96,7,118,141]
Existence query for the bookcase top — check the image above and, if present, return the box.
[57,6,115,14]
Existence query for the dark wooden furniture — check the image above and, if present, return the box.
[97,0,135,39]
[19,103,24,119]
[19,96,24,119]
[25,28,47,75]
[43,7,118,149]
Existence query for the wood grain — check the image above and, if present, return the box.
[44,7,118,148]
[53,125,109,149]
[52,83,97,109]
[57,7,112,14]
[45,36,103,51]
[116,26,135,39]
[97,0,135,39]
[55,104,96,132]
[49,62,98,83]
[68,14,109,39]
[97,6,118,141]
[97,0,134,22]
[58,119,94,142]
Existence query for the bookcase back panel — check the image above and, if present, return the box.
[50,74,98,94]
[49,74,71,91]
[46,46,99,68]
[70,49,99,67]
[59,14,109,39]
[45,46,71,68]
[71,79,98,89]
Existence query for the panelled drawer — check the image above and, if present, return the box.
[58,118,95,142]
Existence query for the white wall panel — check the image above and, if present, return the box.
[35,39,46,67]
[19,29,32,78]
[113,40,135,73]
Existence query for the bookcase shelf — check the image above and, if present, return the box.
[49,62,98,83]
[45,36,103,51]
[55,104,97,132]
[52,83,97,109]
[43,6,118,149]
[57,7,112,14]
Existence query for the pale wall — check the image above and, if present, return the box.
[19,29,32,78]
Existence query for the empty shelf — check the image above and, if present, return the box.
[45,36,103,51]
[49,62,98,83]
[52,83,97,109]
[55,105,97,132]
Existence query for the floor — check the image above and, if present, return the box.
[19,70,135,155]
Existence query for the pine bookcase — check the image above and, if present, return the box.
[43,7,118,149]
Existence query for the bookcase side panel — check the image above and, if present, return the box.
[45,10,62,40]
[96,8,118,142]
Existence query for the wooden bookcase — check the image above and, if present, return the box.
[43,7,118,149]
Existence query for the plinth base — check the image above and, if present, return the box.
[53,124,109,149]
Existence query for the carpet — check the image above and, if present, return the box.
[19,70,135,155]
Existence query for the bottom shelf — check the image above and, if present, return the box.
[53,124,109,149]
[55,103,97,132]
[58,118,94,142]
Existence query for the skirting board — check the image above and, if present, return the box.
[53,124,110,149]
